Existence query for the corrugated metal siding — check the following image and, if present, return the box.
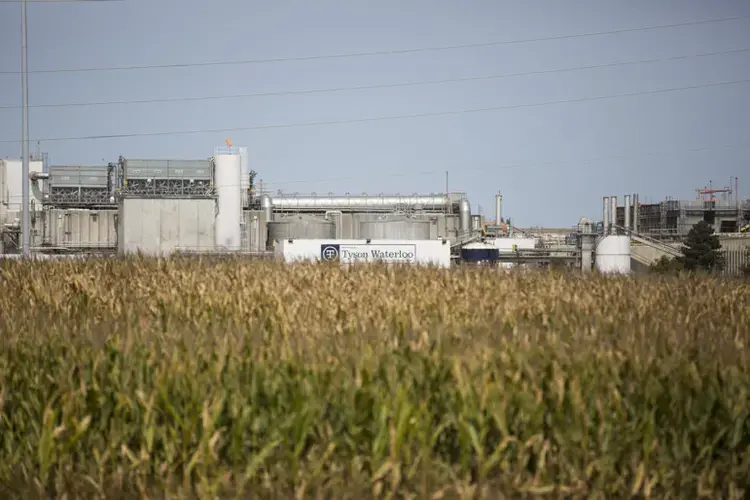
[720,236,750,276]
[48,165,109,188]
[123,159,211,181]
[45,209,117,248]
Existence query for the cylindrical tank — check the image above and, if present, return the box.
[260,194,273,221]
[267,214,336,244]
[471,214,483,232]
[214,149,242,251]
[595,235,631,274]
[461,241,500,265]
[458,199,471,235]
[359,215,431,240]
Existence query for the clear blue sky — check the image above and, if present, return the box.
[1,0,749,226]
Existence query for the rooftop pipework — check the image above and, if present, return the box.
[266,194,459,212]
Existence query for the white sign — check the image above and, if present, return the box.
[275,239,451,268]
[321,243,417,264]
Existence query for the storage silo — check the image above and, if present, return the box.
[595,235,631,274]
[267,214,336,244]
[214,147,242,251]
[359,215,431,240]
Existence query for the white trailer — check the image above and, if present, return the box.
[274,239,451,268]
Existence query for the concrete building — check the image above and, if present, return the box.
[117,197,216,256]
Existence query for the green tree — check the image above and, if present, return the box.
[649,255,684,275]
[676,220,724,273]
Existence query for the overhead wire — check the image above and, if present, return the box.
[2,77,748,144]
[0,1,123,3]
[1,46,748,110]
[0,15,748,74]
[194,140,750,191]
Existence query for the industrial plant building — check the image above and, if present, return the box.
[602,190,750,275]
[0,146,475,264]
[608,181,749,239]
[2,146,748,275]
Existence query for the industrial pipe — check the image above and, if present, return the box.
[610,196,617,235]
[632,193,639,233]
[494,191,503,223]
[29,171,49,202]
[268,194,453,211]
[325,210,343,239]
[602,196,609,234]
[624,194,631,230]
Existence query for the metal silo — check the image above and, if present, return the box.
[359,215,431,240]
[595,235,631,274]
[214,147,243,251]
[267,214,336,244]
[458,199,471,235]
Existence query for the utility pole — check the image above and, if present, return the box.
[21,0,31,257]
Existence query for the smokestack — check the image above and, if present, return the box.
[610,196,618,234]
[632,193,639,233]
[624,194,631,230]
[602,196,610,234]
[494,191,503,224]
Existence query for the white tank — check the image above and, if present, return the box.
[213,149,242,250]
[595,235,631,274]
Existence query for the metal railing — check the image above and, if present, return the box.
[613,225,682,258]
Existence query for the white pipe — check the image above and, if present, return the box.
[325,210,343,239]
[269,194,453,211]
[624,194,631,230]
[29,172,49,202]
[602,196,609,234]
[494,191,503,223]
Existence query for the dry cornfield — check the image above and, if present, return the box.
[0,256,749,499]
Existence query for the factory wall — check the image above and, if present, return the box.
[243,209,270,252]
[258,211,461,249]
[719,235,750,276]
[118,197,216,256]
[629,236,749,275]
[0,159,44,214]
[0,208,44,252]
[43,209,117,249]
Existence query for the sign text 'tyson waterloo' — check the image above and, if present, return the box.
[320,244,417,264]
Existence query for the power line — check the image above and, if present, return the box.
[265,141,750,188]
[135,140,750,192]
[2,77,747,144]
[0,1,122,3]
[1,15,748,75]
[2,46,747,110]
